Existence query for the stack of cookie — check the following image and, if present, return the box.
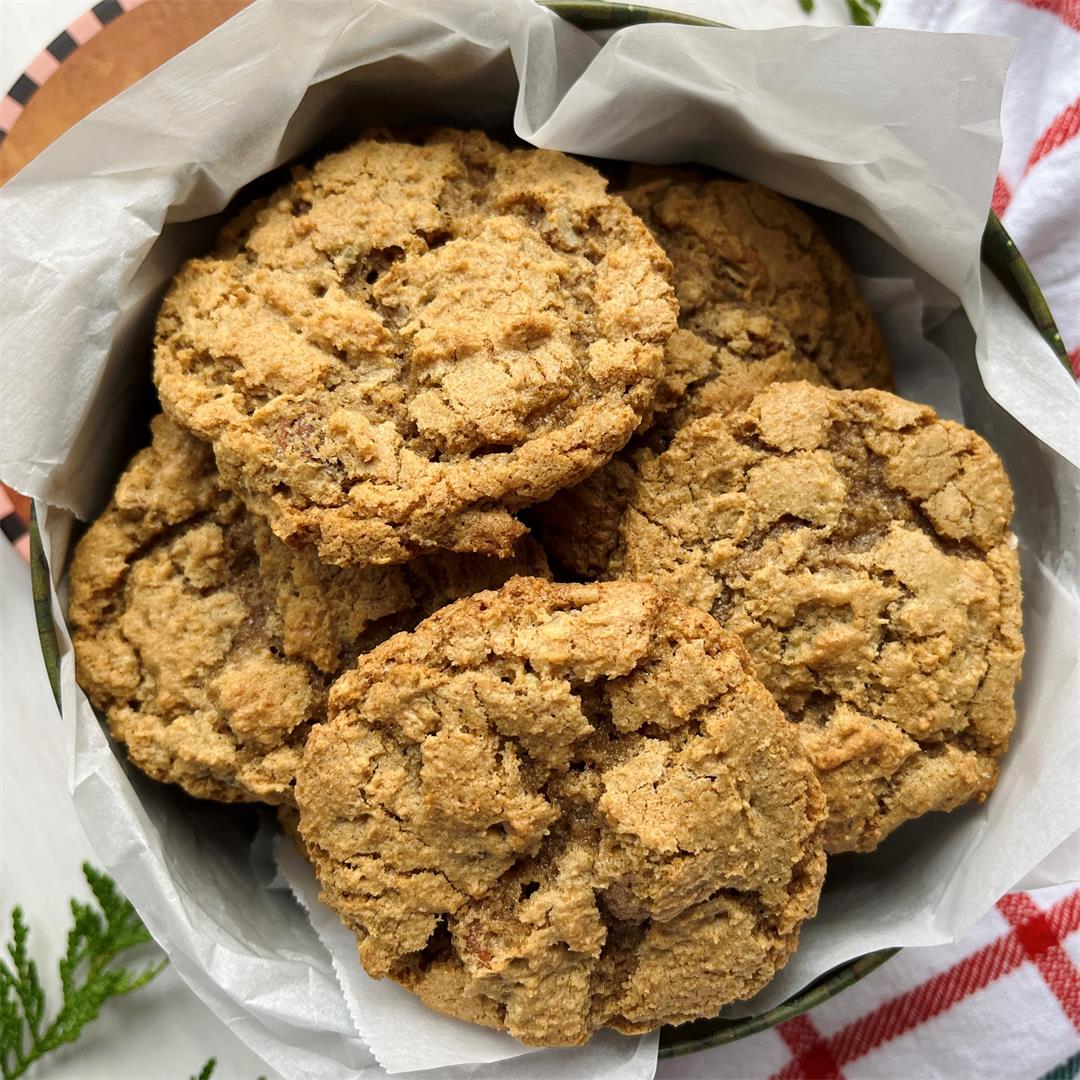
[68,129,1023,1047]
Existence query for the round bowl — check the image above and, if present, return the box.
[27,0,1070,1062]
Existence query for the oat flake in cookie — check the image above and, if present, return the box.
[296,578,826,1046]
[154,129,677,567]
[68,414,548,806]
[609,382,1024,854]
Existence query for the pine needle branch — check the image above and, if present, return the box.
[0,863,166,1079]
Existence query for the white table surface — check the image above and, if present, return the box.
[2,2,1074,1079]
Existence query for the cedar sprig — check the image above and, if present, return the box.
[799,0,882,24]
[0,863,166,1079]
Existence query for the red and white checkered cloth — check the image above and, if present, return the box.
[880,0,1080,377]
[662,885,1080,1079]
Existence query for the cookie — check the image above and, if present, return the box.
[532,175,890,576]
[531,312,828,576]
[296,578,826,1046]
[154,129,677,567]
[606,382,1024,853]
[623,176,891,395]
[530,456,640,579]
[68,414,548,805]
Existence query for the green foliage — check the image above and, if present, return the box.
[845,0,882,26]
[191,1056,267,1080]
[798,0,881,22]
[0,863,166,1079]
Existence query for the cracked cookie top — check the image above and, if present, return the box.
[623,176,891,398]
[68,414,548,805]
[296,577,826,1046]
[608,382,1023,853]
[531,176,889,577]
[154,129,677,567]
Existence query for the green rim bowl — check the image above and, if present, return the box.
[28,0,1071,1063]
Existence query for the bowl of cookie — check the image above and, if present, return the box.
[6,0,1078,1073]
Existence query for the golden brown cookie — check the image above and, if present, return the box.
[154,129,677,568]
[531,318,829,576]
[68,414,548,806]
[532,175,889,576]
[531,316,827,576]
[531,456,640,579]
[623,176,891,396]
[606,382,1024,853]
[296,578,826,1046]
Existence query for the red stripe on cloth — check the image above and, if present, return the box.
[774,1015,845,1080]
[771,1054,807,1079]
[1027,95,1080,172]
[1068,346,1080,379]
[991,174,1012,217]
[998,893,1080,1033]
[825,933,1029,1065]
[768,890,1080,1079]
[1046,890,1080,942]
[1010,0,1080,34]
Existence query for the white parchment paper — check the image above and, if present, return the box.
[2,0,1079,1075]
[276,836,659,1077]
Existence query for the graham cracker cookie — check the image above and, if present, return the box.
[608,382,1023,853]
[297,577,826,1045]
[154,130,677,567]
[68,414,548,805]
[533,174,890,576]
